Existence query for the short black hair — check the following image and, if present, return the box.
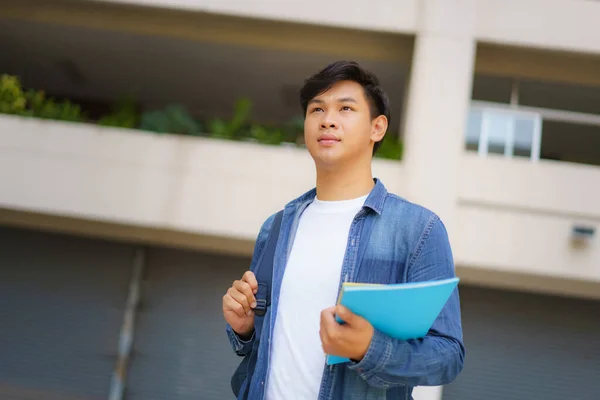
[300,60,390,154]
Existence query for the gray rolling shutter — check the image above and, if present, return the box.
[443,286,600,400]
[126,248,250,400]
[0,226,133,400]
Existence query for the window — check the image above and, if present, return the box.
[466,103,542,161]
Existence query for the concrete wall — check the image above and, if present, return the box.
[95,0,600,55]
[459,154,600,219]
[456,154,600,299]
[0,115,404,246]
[455,204,599,282]
[473,0,600,55]
[2,115,599,290]
[94,0,420,33]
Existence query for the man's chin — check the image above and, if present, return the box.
[312,154,348,170]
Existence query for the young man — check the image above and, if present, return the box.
[222,61,464,399]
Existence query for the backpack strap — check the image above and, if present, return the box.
[231,211,284,399]
[253,211,283,318]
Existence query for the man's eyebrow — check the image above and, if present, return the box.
[308,97,358,105]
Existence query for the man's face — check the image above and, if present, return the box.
[304,80,386,168]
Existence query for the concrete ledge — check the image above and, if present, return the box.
[456,265,600,302]
[2,0,414,63]
[93,0,420,34]
[455,204,600,284]
[0,114,404,247]
[2,114,598,297]
[474,0,600,55]
[459,153,600,220]
[0,207,256,257]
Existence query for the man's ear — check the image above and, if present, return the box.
[371,115,388,143]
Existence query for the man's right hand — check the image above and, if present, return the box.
[223,271,258,338]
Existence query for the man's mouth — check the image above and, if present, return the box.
[318,134,340,145]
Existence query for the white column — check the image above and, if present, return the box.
[413,385,444,400]
[401,2,476,399]
[401,0,476,237]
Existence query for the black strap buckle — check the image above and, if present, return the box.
[253,282,270,317]
[254,299,267,316]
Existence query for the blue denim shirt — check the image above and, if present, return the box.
[227,178,464,400]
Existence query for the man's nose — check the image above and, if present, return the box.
[320,116,339,129]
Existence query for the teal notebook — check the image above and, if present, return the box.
[326,277,460,365]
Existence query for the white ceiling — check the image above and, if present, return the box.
[0,18,409,126]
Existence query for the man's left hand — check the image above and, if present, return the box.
[320,305,374,361]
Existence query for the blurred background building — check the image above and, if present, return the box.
[1,0,599,399]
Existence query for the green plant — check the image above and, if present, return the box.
[98,95,139,129]
[24,89,45,112]
[208,97,252,140]
[0,74,27,115]
[0,75,85,122]
[24,89,85,122]
[0,75,328,151]
[285,115,305,144]
[140,104,201,136]
[375,135,404,160]
[249,125,286,145]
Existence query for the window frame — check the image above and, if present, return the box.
[469,102,542,162]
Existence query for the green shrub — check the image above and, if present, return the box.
[208,97,252,140]
[140,104,201,136]
[285,115,305,144]
[24,89,85,122]
[249,125,287,145]
[98,95,139,129]
[0,74,27,115]
[4,75,397,155]
[376,135,404,160]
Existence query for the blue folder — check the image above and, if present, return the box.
[326,277,460,365]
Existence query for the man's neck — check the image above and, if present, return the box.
[315,163,375,201]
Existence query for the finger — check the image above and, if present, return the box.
[320,307,337,334]
[223,294,247,318]
[319,313,331,352]
[242,271,258,294]
[323,306,337,317]
[321,308,342,348]
[335,305,357,324]
[233,280,257,309]
[320,307,336,325]
[228,287,253,316]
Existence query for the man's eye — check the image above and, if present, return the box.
[341,106,352,111]
[312,108,323,113]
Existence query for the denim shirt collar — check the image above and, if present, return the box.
[285,178,388,215]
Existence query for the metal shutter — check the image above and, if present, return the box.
[126,247,250,400]
[443,285,600,400]
[0,226,133,400]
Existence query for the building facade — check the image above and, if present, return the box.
[1,0,599,399]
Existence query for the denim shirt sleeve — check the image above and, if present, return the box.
[348,215,465,388]
[225,213,276,356]
[226,326,256,356]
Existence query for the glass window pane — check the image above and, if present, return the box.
[466,109,483,151]
[514,117,535,158]
[487,112,510,155]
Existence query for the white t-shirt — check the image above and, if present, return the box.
[265,194,368,400]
